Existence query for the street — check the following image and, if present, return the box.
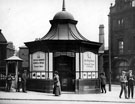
[0,85,135,104]
[0,99,133,104]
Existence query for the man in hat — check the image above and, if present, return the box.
[99,72,107,93]
[6,74,12,92]
[127,70,134,99]
[17,72,22,92]
[119,71,128,99]
[22,70,27,93]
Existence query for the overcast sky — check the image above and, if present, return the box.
[0,0,115,50]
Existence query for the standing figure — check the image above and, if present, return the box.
[22,70,27,93]
[119,71,128,99]
[53,71,61,96]
[17,72,22,92]
[127,70,134,99]
[6,74,12,92]
[100,72,107,93]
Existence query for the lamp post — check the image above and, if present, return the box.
[108,4,113,91]
[108,15,112,91]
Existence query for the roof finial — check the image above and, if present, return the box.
[62,0,66,11]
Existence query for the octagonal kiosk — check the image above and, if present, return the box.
[25,0,101,93]
[5,55,23,91]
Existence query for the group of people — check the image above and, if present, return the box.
[6,70,27,93]
[6,69,134,98]
[119,70,134,99]
[6,70,61,96]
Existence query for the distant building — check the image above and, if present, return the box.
[0,29,7,80]
[109,0,135,82]
[0,29,15,87]
[18,45,29,71]
[7,42,15,58]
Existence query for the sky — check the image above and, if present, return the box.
[0,0,115,50]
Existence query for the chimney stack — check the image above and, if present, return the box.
[99,24,104,53]
[98,24,105,74]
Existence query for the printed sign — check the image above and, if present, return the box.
[32,52,45,71]
[62,79,67,86]
[37,72,41,79]
[32,72,36,79]
[83,72,87,79]
[88,72,92,79]
[83,52,96,71]
[92,72,96,78]
[41,72,46,79]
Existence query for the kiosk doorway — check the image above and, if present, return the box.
[54,55,75,91]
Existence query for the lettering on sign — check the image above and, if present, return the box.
[32,52,45,71]
[83,52,96,71]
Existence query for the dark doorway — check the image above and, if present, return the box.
[8,63,16,75]
[54,55,75,91]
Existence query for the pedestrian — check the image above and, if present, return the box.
[22,70,27,93]
[16,72,22,92]
[127,70,134,99]
[53,71,61,96]
[119,71,128,99]
[6,74,12,92]
[100,72,107,93]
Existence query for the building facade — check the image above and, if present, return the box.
[25,1,101,93]
[19,46,29,71]
[0,29,15,87]
[7,42,15,58]
[0,29,7,86]
[109,0,135,82]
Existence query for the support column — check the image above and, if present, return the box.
[79,52,81,79]
[48,52,49,79]
[5,62,8,89]
[15,61,18,90]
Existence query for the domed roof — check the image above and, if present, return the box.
[53,11,74,20]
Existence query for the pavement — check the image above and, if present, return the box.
[0,84,135,104]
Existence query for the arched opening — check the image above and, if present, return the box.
[113,60,129,81]
[54,53,75,91]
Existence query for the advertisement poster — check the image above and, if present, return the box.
[32,52,45,71]
[83,52,96,71]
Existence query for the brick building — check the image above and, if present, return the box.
[0,29,15,87]
[18,45,29,71]
[109,0,135,82]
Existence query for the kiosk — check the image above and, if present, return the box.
[5,55,22,90]
[25,0,101,93]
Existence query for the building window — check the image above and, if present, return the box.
[133,37,135,50]
[132,0,135,7]
[133,14,135,28]
[118,40,124,54]
[118,18,124,28]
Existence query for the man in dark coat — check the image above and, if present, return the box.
[17,72,22,92]
[6,74,12,92]
[22,70,27,93]
[100,72,107,93]
[127,70,134,99]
